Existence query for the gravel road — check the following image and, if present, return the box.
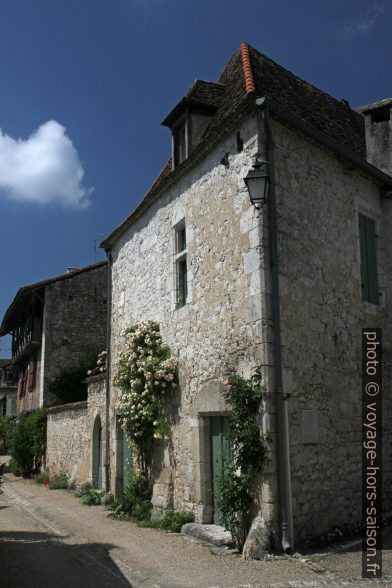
[0,474,390,587]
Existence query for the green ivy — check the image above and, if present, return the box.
[217,369,270,551]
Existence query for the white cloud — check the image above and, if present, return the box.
[339,2,384,38]
[0,120,92,209]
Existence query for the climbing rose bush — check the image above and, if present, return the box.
[87,350,107,376]
[114,321,177,478]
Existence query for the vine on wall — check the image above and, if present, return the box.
[114,321,177,480]
[217,369,270,551]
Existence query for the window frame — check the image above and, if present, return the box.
[173,219,188,308]
[172,115,189,168]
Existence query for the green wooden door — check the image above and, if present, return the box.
[210,416,231,525]
[123,429,132,491]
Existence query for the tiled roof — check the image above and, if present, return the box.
[162,80,225,127]
[101,43,367,249]
[246,45,365,157]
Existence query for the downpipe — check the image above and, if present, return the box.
[104,249,113,495]
[256,97,294,553]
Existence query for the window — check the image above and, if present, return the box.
[173,121,187,167]
[174,220,188,307]
[371,105,390,124]
[4,368,15,386]
[358,213,379,304]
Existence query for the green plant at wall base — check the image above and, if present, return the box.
[114,321,177,480]
[137,510,195,533]
[217,369,270,552]
[109,471,152,521]
[48,472,69,490]
[80,489,105,506]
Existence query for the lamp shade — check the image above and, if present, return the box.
[244,163,269,209]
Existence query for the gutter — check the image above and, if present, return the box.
[255,97,294,552]
[104,249,113,495]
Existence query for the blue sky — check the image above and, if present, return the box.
[0,0,391,357]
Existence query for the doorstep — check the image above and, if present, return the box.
[181,523,233,546]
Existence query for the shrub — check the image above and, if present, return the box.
[80,489,105,506]
[34,472,49,485]
[75,481,93,497]
[137,510,194,533]
[10,409,47,478]
[49,356,97,404]
[8,458,22,477]
[0,416,17,454]
[109,472,152,521]
[48,472,68,490]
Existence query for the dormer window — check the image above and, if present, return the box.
[173,120,188,167]
[162,80,225,170]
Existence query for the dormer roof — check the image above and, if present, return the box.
[161,80,225,128]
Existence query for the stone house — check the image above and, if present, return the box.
[101,43,391,549]
[0,262,108,414]
[0,359,17,416]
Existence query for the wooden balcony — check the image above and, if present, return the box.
[12,317,42,363]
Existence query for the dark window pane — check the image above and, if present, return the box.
[178,259,188,306]
[371,106,390,123]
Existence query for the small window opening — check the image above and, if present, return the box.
[174,122,187,166]
[236,132,244,153]
[371,105,390,123]
[174,220,188,308]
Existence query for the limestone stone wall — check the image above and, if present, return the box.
[109,114,277,526]
[46,375,107,488]
[271,118,391,539]
[41,263,107,407]
[46,401,89,482]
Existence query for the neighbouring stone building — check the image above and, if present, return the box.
[0,359,17,416]
[100,43,392,549]
[0,262,108,414]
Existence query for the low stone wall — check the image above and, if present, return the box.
[46,401,89,483]
[45,375,106,488]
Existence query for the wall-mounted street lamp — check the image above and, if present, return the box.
[244,159,269,209]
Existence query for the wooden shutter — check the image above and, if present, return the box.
[358,213,379,304]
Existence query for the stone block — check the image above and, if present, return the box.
[242,516,272,559]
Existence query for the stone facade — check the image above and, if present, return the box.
[271,120,391,538]
[46,375,106,488]
[108,115,270,520]
[40,264,108,407]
